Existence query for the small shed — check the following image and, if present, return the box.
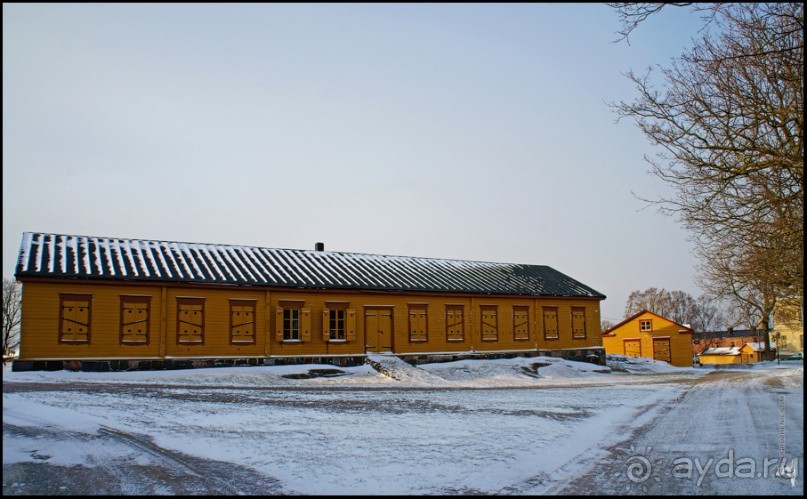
[698,346,742,365]
[739,342,776,363]
[601,310,693,367]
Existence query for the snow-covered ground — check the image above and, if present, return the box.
[1,354,696,389]
[3,355,803,495]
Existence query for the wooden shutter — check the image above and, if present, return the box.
[121,297,149,344]
[323,308,330,341]
[481,306,497,341]
[543,307,559,339]
[244,306,254,340]
[571,307,586,339]
[447,306,464,341]
[275,306,284,341]
[514,306,529,340]
[409,306,427,342]
[301,308,311,341]
[61,296,91,343]
[177,299,204,344]
[346,309,356,341]
[231,302,255,344]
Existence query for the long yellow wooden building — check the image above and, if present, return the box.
[13,232,607,370]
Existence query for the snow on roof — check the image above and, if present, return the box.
[743,342,776,352]
[700,346,741,356]
[15,232,606,298]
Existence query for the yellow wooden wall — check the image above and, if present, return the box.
[738,345,762,363]
[18,280,603,360]
[20,281,164,360]
[166,287,266,358]
[698,354,743,365]
[601,312,692,367]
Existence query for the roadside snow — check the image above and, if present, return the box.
[2,355,688,388]
[605,354,696,373]
[2,356,802,495]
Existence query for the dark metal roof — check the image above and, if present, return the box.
[692,329,761,339]
[15,232,606,299]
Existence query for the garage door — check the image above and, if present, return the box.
[623,339,641,358]
[652,338,671,363]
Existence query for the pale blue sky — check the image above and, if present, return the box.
[3,3,708,322]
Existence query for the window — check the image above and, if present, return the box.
[571,307,586,339]
[446,305,464,342]
[640,319,652,332]
[543,307,559,340]
[513,306,530,341]
[480,305,498,341]
[120,295,150,345]
[408,304,428,342]
[59,294,92,344]
[276,301,311,342]
[322,303,356,342]
[285,309,300,340]
[330,309,345,340]
[230,299,256,345]
[177,297,205,345]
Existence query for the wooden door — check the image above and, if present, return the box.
[652,338,671,362]
[623,339,641,358]
[365,308,393,352]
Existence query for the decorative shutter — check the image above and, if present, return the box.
[346,309,356,341]
[76,302,90,339]
[242,306,254,342]
[514,308,529,340]
[231,306,240,339]
[275,306,284,341]
[301,308,311,342]
[323,308,330,341]
[137,303,148,339]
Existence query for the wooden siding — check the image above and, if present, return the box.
[738,344,763,363]
[18,280,604,360]
[602,311,693,367]
[698,353,743,365]
[21,282,164,360]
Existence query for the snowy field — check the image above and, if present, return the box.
[3,355,803,495]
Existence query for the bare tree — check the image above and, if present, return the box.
[609,3,698,44]
[696,239,779,354]
[601,319,616,332]
[2,278,22,359]
[625,287,672,318]
[610,3,803,351]
[666,290,699,326]
[624,287,730,330]
[690,294,730,332]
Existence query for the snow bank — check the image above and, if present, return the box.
[3,354,711,389]
[605,354,697,373]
